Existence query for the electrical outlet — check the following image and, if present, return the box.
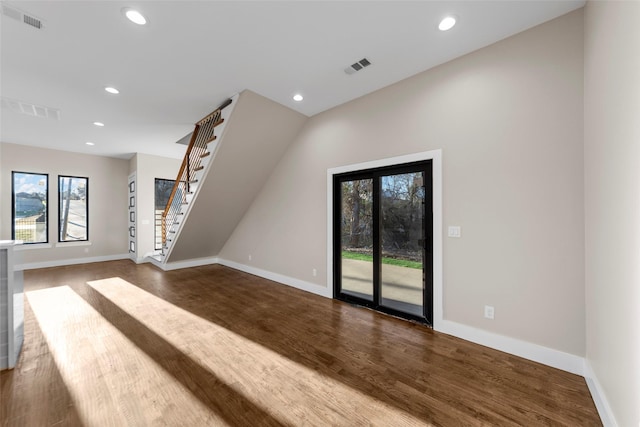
[248,254,252,261]
[312,268,317,277]
[484,305,495,319]
[448,226,461,238]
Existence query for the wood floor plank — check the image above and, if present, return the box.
[1,260,601,426]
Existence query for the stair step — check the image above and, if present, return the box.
[194,166,204,172]
[200,152,210,159]
[205,135,217,144]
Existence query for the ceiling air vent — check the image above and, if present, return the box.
[344,58,372,75]
[1,4,44,29]
[23,14,42,29]
[1,97,60,120]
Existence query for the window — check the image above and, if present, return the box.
[154,178,175,250]
[59,175,88,242]
[12,171,48,244]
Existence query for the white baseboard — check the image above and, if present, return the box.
[436,319,585,375]
[15,253,129,271]
[584,360,618,427]
[154,256,220,271]
[216,258,332,298]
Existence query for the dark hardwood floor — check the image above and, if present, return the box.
[1,260,601,426]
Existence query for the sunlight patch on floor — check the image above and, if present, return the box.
[26,285,227,426]
[88,277,432,426]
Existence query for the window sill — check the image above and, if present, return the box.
[56,241,92,247]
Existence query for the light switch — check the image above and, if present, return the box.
[448,226,461,238]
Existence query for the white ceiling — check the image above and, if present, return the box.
[1,1,584,160]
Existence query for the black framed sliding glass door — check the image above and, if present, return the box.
[334,161,433,325]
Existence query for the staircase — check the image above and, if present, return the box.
[159,96,237,262]
[153,90,307,269]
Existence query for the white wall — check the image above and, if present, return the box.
[221,10,585,356]
[584,1,640,426]
[129,153,181,261]
[0,142,129,267]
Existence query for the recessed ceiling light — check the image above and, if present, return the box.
[439,16,456,31]
[105,87,119,94]
[123,8,147,25]
[93,121,105,127]
[85,142,95,146]
[293,94,304,102]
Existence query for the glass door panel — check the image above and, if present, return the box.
[379,172,424,317]
[340,179,374,301]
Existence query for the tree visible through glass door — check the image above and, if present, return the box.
[340,178,374,301]
[379,172,424,317]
